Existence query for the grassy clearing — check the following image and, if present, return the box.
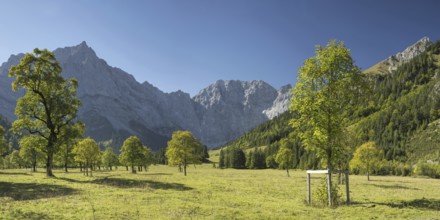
[0,165,439,219]
[363,62,393,75]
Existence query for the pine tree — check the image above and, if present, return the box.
[219,149,225,168]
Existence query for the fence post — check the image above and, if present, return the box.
[307,173,311,205]
[327,169,332,207]
[345,170,350,204]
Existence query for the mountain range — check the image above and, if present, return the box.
[0,42,291,150]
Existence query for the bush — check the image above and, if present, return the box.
[415,161,440,178]
[265,155,277,169]
[313,176,342,207]
[373,160,412,176]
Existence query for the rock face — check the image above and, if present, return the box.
[263,84,292,120]
[193,80,279,146]
[382,37,432,72]
[0,54,25,120]
[0,42,290,149]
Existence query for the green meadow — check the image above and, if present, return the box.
[1,165,439,219]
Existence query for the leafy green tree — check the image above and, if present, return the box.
[350,141,384,181]
[101,147,119,170]
[19,136,45,172]
[119,136,145,174]
[165,130,203,176]
[57,123,85,172]
[0,126,8,157]
[139,146,153,172]
[9,48,81,177]
[9,149,24,168]
[73,137,101,176]
[290,40,363,171]
[276,139,295,177]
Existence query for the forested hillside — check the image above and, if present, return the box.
[221,40,440,170]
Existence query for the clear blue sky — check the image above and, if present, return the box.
[1,0,440,95]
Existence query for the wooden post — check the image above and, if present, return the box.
[307,173,311,205]
[327,169,332,207]
[345,170,350,204]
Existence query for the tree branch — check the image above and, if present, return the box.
[26,128,49,140]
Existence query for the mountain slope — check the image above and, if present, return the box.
[222,37,440,165]
[364,37,432,75]
[0,42,291,150]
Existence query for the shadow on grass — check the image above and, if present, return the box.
[0,181,77,201]
[367,183,420,190]
[140,173,172,176]
[352,198,440,211]
[58,177,192,191]
[0,171,31,176]
[369,179,410,184]
[381,198,440,211]
[8,209,53,220]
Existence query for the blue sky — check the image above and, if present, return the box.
[1,0,440,95]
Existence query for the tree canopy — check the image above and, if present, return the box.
[119,136,149,173]
[290,40,364,170]
[275,139,295,177]
[9,48,81,177]
[350,141,384,181]
[73,137,101,176]
[165,130,203,176]
[19,135,45,172]
[101,147,119,170]
[0,126,8,157]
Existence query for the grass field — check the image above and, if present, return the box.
[1,165,439,219]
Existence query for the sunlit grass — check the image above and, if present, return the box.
[0,165,439,219]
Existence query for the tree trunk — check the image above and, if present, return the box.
[126,166,128,171]
[90,161,93,177]
[46,152,54,177]
[131,165,136,174]
[65,160,68,172]
[367,171,370,181]
[338,169,342,184]
[64,146,69,172]
[80,162,83,172]
[286,168,290,177]
[85,162,88,176]
[32,161,37,172]
[110,166,112,171]
[183,161,187,176]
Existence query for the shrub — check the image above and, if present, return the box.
[313,176,342,207]
[415,161,440,178]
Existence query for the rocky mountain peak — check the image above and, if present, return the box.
[382,37,432,72]
[0,53,25,76]
[278,84,292,93]
[54,41,98,64]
